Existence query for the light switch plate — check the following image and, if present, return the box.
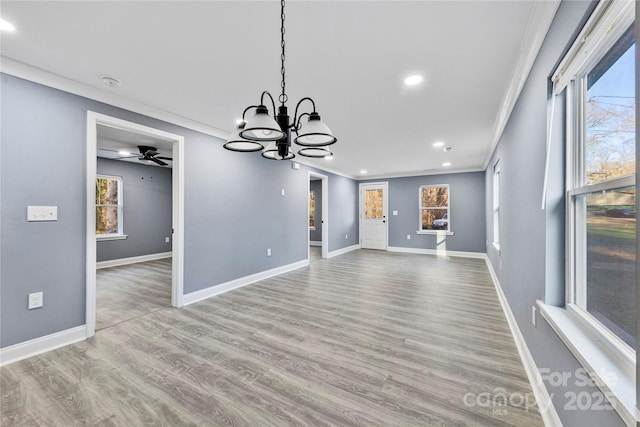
[27,206,58,221]
[393,210,398,215]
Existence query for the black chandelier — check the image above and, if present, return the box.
[224,0,336,160]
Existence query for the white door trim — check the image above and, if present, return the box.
[308,171,329,259]
[86,111,185,338]
[359,181,389,250]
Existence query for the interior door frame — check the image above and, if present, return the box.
[359,181,389,250]
[308,171,329,259]
[86,111,185,338]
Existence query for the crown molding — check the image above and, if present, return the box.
[482,0,561,170]
[0,57,230,141]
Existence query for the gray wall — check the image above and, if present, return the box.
[484,1,625,426]
[309,179,322,242]
[96,158,172,262]
[0,74,359,348]
[362,172,486,253]
[306,166,359,252]
[325,171,359,251]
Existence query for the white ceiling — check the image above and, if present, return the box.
[0,1,556,178]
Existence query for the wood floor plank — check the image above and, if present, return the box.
[1,250,543,426]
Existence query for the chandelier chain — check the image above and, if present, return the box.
[279,0,288,105]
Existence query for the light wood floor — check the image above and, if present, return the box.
[1,250,543,426]
[96,258,172,330]
[309,245,322,263]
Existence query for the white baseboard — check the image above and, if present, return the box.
[309,241,322,247]
[327,244,360,258]
[96,252,172,269]
[387,246,485,259]
[0,325,87,366]
[484,256,561,427]
[182,259,309,306]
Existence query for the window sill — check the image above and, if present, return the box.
[537,301,638,426]
[97,234,128,241]
[416,230,454,236]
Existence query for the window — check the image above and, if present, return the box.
[418,184,449,232]
[309,191,316,229]
[96,175,124,238]
[537,2,636,421]
[568,22,636,349]
[364,188,383,219]
[492,161,500,249]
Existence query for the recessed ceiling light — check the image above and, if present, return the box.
[432,141,444,148]
[325,155,333,160]
[404,75,423,86]
[234,118,245,126]
[442,162,451,167]
[0,18,15,32]
[118,150,131,156]
[360,170,367,174]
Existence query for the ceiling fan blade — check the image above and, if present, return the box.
[149,157,168,166]
[155,156,173,161]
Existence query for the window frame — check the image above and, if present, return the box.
[417,184,452,235]
[492,161,501,250]
[565,28,636,354]
[309,190,316,230]
[96,174,125,240]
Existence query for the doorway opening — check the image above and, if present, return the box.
[308,171,328,261]
[86,112,185,337]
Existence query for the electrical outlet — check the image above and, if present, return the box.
[407,234,411,240]
[28,292,43,309]
[532,306,537,327]
[267,248,272,257]
[281,188,285,196]
[345,234,348,239]
[165,237,170,243]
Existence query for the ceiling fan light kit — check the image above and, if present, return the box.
[224,0,336,161]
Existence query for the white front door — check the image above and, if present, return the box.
[360,183,388,250]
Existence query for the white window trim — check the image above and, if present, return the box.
[540,1,637,424]
[538,302,637,426]
[309,190,316,230]
[492,160,501,251]
[417,184,451,233]
[415,230,455,236]
[96,174,125,240]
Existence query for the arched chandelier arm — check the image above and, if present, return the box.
[293,112,311,132]
[260,91,278,116]
[292,97,317,130]
[241,105,258,121]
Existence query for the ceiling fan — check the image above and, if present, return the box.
[106,145,172,166]
[133,146,172,166]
